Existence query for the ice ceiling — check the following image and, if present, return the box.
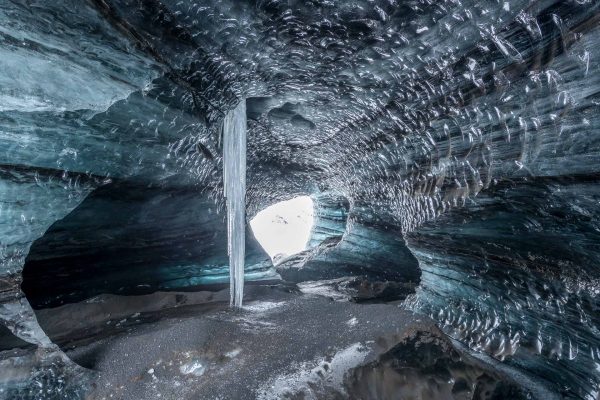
[0,0,599,398]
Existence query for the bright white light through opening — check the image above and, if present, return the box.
[250,196,314,262]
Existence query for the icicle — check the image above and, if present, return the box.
[223,99,246,308]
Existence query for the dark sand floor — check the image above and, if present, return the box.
[64,286,433,399]
[1,284,550,400]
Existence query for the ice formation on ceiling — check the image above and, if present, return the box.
[223,99,247,307]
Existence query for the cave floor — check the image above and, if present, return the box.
[0,284,542,400]
[61,285,434,399]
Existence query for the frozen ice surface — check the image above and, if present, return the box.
[223,99,247,308]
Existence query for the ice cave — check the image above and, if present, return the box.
[0,0,599,399]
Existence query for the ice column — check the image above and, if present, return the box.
[223,99,246,307]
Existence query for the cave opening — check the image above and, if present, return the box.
[250,196,315,263]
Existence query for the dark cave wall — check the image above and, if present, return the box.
[22,181,274,309]
[278,218,421,286]
[277,202,421,303]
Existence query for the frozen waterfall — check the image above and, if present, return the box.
[223,99,247,308]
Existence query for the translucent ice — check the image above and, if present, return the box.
[223,99,247,308]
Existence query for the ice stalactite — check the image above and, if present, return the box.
[223,99,247,308]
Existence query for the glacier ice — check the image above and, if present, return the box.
[223,99,247,308]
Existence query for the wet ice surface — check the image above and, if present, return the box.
[0,286,527,400]
[256,342,371,400]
